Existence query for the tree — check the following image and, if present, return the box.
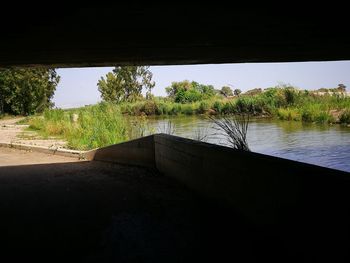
[192,81,216,98]
[337,84,346,92]
[233,88,242,96]
[220,86,233,97]
[244,88,262,96]
[165,80,215,103]
[98,66,155,103]
[0,68,60,115]
[165,80,192,98]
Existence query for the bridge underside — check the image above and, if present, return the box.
[0,3,349,67]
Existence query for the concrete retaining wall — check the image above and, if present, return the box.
[67,134,350,258]
[153,134,350,225]
[88,134,350,227]
[86,135,155,169]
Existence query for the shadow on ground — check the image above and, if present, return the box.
[0,161,251,262]
[0,160,349,262]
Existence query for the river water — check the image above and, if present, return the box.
[141,116,350,172]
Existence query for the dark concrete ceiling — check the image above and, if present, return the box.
[0,3,349,67]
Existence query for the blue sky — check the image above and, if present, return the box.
[53,61,350,108]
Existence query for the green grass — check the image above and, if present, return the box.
[277,108,301,121]
[28,103,128,150]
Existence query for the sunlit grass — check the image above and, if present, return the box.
[28,103,128,150]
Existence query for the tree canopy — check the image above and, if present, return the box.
[0,68,60,115]
[165,80,215,103]
[233,89,242,96]
[97,66,155,103]
[220,86,233,97]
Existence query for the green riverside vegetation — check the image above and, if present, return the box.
[2,67,349,150]
[119,86,350,124]
[28,103,128,150]
[25,85,350,150]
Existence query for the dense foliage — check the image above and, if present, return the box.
[97,66,155,103]
[220,86,233,97]
[165,80,215,103]
[29,103,128,150]
[0,68,60,115]
[117,85,350,124]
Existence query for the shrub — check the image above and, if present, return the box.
[198,101,210,114]
[221,101,236,114]
[210,114,250,151]
[181,104,194,115]
[213,101,224,113]
[339,110,350,124]
[175,88,202,103]
[301,108,315,122]
[283,88,298,105]
[314,111,333,124]
[141,100,157,115]
[170,104,182,115]
[28,103,128,150]
[235,97,264,114]
[277,108,301,121]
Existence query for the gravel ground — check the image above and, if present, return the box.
[0,117,67,149]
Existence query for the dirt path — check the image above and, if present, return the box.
[0,117,67,149]
[0,146,79,166]
[0,117,27,143]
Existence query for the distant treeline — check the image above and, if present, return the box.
[116,83,350,125]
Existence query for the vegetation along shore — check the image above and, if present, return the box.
[1,66,349,150]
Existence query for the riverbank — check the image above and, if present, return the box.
[118,87,350,125]
[3,112,350,171]
[9,87,350,151]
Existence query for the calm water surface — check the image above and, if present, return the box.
[142,116,350,172]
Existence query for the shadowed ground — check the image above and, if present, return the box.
[0,148,260,262]
[1,147,348,262]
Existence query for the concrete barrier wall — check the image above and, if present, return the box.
[84,134,350,256]
[153,134,350,225]
[86,133,350,227]
[86,135,155,169]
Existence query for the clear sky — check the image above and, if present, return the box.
[53,61,350,108]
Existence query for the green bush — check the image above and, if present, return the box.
[181,104,195,115]
[170,104,182,115]
[221,101,236,114]
[340,110,350,124]
[213,101,224,114]
[198,101,211,114]
[235,97,264,114]
[175,88,202,103]
[277,108,301,121]
[141,100,157,115]
[314,111,333,124]
[283,88,298,105]
[301,108,315,122]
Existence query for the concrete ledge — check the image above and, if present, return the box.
[85,135,155,169]
[0,142,86,159]
[24,133,346,227]
[153,134,350,225]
